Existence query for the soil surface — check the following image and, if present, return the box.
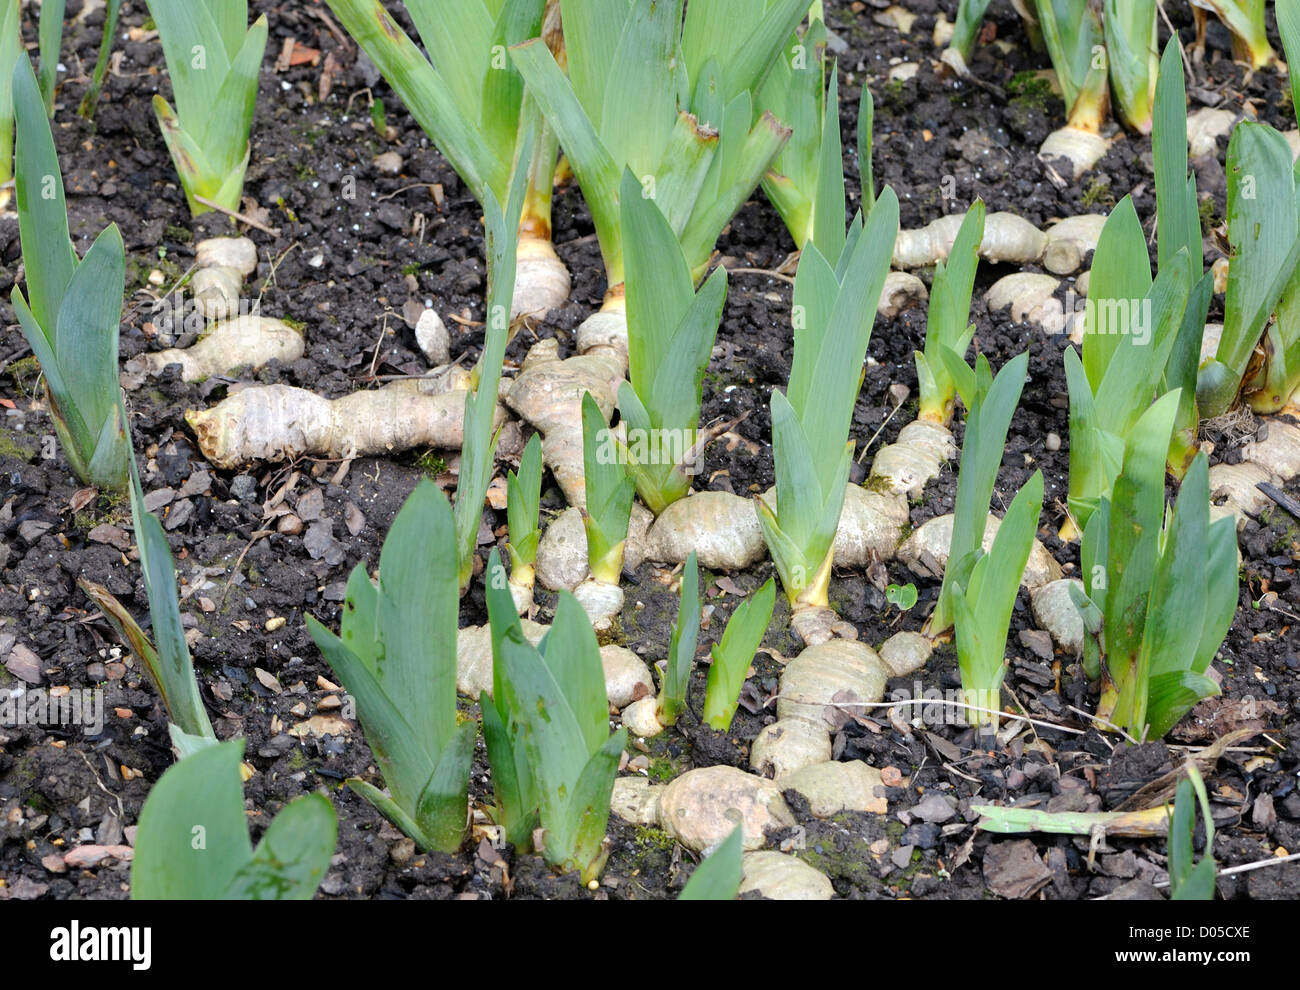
[1,0,1297,902]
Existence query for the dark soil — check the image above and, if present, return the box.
[0,0,1297,902]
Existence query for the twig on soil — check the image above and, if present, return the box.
[253,241,300,314]
[814,696,1090,737]
[1065,704,1141,745]
[377,183,440,202]
[722,265,796,286]
[1257,481,1300,522]
[1093,851,1300,898]
[1168,851,1300,884]
[217,528,277,615]
[368,311,394,379]
[1156,2,1195,79]
[856,389,910,463]
[0,342,34,376]
[307,4,351,49]
[126,261,198,327]
[193,195,282,236]
[75,748,125,821]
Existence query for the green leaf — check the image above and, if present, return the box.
[307,618,435,816]
[304,482,466,847]
[489,551,624,880]
[455,135,532,587]
[329,0,505,203]
[660,552,701,725]
[1164,270,1215,475]
[1100,391,1181,736]
[788,188,899,488]
[1146,670,1220,741]
[652,111,722,236]
[1281,0,1300,131]
[1092,250,1190,438]
[886,583,918,609]
[90,450,215,742]
[600,0,681,181]
[954,471,1043,705]
[1102,0,1156,133]
[758,23,824,247]
[931,350,1029,634]
[622,168,696,397]
[144,0,233,127]
[703,578,776,730]
[506,432,544,569]
[1217,122,1299,378]
[13,54,77,335]
[225,793,337,900]
[581,392,634,579]
[857,84,874,213]
[1064,344,1122,532]
[1152,38,1200,281]
[1034,0,1104,118]
[37,0,65,116]
[131,741,253,900]
[194,15,267,176]
[203,0,249,61]
[1169,766,1217,900]
[679,103,791,279]
[679,826,743,900]
[561,731,627,883]
[1083,196,1153,389]
[0,1,20,184]
[682,0,814,106]
[131,738,338,902]
[539,593,612,757]
[53,224,125,449]
[1198,0,1274,69]
[412,719,476,852]
[480,690,538,849]
[509,36,622,278]
[949,0,994,63]
[811,67,846,261]
[345,777,437,850]
[373,480,460,754]
[559,0,631,114]
[922,200,984,421]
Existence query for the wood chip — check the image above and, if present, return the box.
[255,668,283,694]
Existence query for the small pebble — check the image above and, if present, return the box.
[1046,432,1061,451]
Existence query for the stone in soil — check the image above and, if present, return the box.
[642,491,766,571]
[610,777,663,827]
[878,630,932,677]
[739,851,834,900]
[911,791,957,824]
[982,839,1053,899]
[780,760,887,817]
[1031,578,1085,655]
[750,719,832,778]
[620,696,665,739]
[535,506,589,592]
[777,639,890,727]
[456,620,548,698]
[600,645,654,709]
[897,512,1063,590]
[832,484,910,564]
[658,766,796,852]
